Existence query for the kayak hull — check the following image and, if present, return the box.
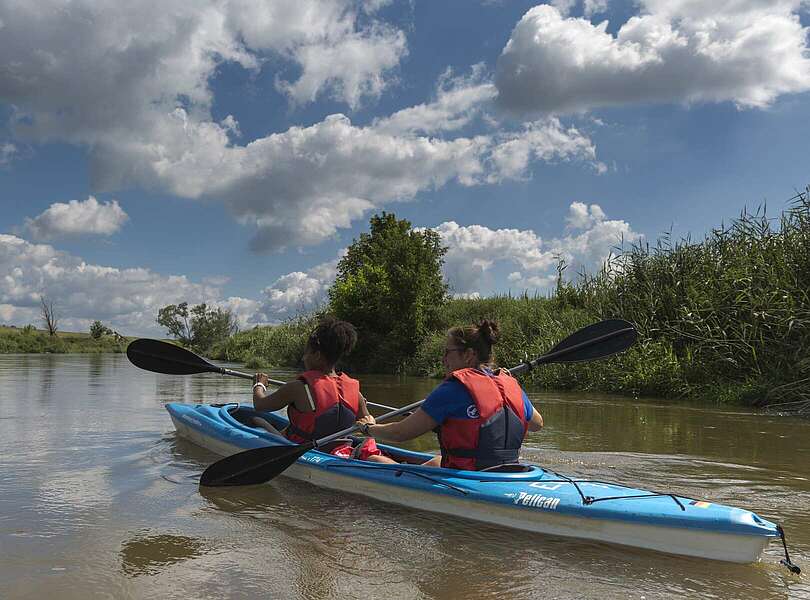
[167,402,777,563]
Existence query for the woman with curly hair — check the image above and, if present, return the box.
[252,316,386,462]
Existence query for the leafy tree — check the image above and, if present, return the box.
[89,320,112,339]
[329,212,448,372]
[157,302,238,352]
[157,302,193,346]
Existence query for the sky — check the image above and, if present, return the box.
[1,0,809,336]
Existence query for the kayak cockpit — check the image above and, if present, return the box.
[219,403,542,476]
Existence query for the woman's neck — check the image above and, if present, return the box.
[308,364,337,376]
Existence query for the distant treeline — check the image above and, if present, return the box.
[0,325,127,354]
[214,189,810,411]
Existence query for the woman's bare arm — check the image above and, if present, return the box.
[253,379,305,412]
[527,406,544,432]
[363,408,438,443]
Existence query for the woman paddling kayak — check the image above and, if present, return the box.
[357,320,544,469]
[251,317,388,462]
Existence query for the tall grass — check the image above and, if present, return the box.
[214,188,810,411]
[551,189,810,409]
[211,313,321,370]
[0,326,127,353]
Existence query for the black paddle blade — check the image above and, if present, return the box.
[199,443,312,487]
[541,319,637,364]
[127,338,214,375]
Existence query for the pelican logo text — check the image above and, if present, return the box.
[515,492,560,510]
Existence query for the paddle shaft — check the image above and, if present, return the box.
[305,324,633,450]
[215,367,399,412]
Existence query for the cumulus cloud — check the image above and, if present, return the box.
[0,234,253,335]
[24,196,128,240]
[495,2,810,114]
[90,110,594,253]
[431,202,640,294]
[432,221,556,294]
[565,201,606,230]
[487,118,600,182]
[0,1,603,253]
[254,255,342,320]
[553,202,640,276]
[1,1,403,142]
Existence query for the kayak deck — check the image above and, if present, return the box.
[167,402,781,564]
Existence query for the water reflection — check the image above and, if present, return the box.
[120,531,209,577]
[1,354,809,600]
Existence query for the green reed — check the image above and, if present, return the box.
[211,312,321,370]
[547,188,810,410]
[216,188,810,411]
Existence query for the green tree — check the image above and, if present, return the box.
[157,302,238,352]
[329,212,448,372]
[89,320,112,339]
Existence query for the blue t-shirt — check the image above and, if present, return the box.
[421,376,534,425]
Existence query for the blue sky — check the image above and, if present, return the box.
[2,0,809,335]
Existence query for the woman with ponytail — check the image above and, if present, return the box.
[357,320,544,470]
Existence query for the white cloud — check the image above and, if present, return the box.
[549,0,578,16]
[565,201,606,230]
[432,221,555,294]
[275,22,407,108]
[97,110,594,253]
[0,234,232,335]
[255,255,342,320]
[0,1,602,253]
[583,0,609,18]
[1,1,404,144]
[219,296,264,329]
[549,201,641,277]
[431,202,640,294]
[24,196,128,240]
[373,65,498,135]
[226,0,406,108]
[487,118,598,182]
[495,2,810,114]
[0,142,17,165]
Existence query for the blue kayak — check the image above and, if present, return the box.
[167,402,783,563]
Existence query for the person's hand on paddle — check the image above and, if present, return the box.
[356,414,376,435]
[253,373,270,397]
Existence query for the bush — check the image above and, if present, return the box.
[157,302,238,353]
[329,212,448,372]
[89,320,111,339]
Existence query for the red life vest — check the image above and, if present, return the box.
[286,371,360,443]
[437,368,529,470]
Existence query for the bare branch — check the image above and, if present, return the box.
[40,295,59,336]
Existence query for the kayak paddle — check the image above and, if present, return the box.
[199,318,637,487]
[126,338,284,385]
[126,338,400,413]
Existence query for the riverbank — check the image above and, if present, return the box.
[0,325,127,353]
[214,191,810,411]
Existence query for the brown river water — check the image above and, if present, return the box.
[1,353,808,599]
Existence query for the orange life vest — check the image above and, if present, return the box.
[437,368,529,470]
[286,371,360,443]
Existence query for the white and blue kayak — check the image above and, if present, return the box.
[167,402,788,565]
